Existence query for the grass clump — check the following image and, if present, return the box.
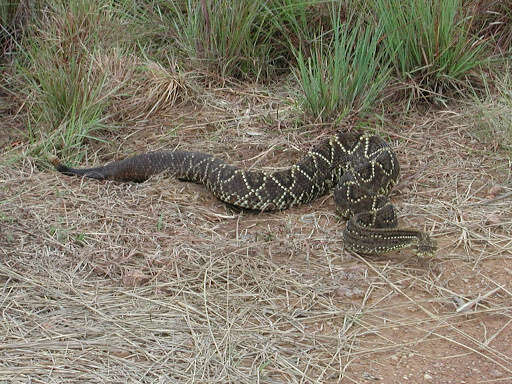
[472,66,512,155]
[128,0,335,81]
[15,0,119,161]
[164,0,274,81]
[91,50,190,122]
[375,0,486,97]
[1,0,35,62]
[11,0,190,162]
[266,0,333,59]
[24,55,111,161]
[294,10,389,121]
[469,0,512,53]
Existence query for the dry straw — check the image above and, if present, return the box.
[1,88,511,382]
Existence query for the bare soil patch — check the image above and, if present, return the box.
[1,86,511,383]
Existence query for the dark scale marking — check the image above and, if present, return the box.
[52,132,437,256]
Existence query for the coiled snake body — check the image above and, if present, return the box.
[53,132,437,256]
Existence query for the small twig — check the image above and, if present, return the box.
[455,286,503,313]
[471,190,512,206]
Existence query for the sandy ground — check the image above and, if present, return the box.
[1,87,511,383]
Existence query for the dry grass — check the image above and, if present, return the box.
[1,86,512,382]
[94,51,194,122]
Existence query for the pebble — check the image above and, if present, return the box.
[490,369,503,378]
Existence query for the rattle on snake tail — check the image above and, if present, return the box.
[52,132,437,256]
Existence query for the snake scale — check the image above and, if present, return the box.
[52,132,437,256]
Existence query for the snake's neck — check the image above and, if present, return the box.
[343,214,437,256]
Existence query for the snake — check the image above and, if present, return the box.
[52,132,437,256]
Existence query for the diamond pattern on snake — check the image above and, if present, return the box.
[52,132,437,256]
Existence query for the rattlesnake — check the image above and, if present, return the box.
[52,132,437,256]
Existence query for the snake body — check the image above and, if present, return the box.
[53,132,437,256]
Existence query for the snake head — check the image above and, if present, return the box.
[413,232,438,257]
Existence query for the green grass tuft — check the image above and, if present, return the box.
[294,9,389,121]
[266,0,333,60]
[163,0,274,81]
[375,0,486,97]
[14,0,124,162]
[23,56,110,161]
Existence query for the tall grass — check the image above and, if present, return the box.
[473,65,512,155]
[114,0,337,80]
[165,0,274,80]
[4,0,510,165]
[294,9,389,121]
[266,0,332,59]
[1,0,35,62]
[469,0,512,53]
[15,0,119,161]
[375,0,486,95]
[0,0,19,55]
[22,54,111,160]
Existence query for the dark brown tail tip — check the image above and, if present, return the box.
[49,156,60,167]
[49,156,70,173]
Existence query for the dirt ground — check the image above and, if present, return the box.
[1,86,511,383]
